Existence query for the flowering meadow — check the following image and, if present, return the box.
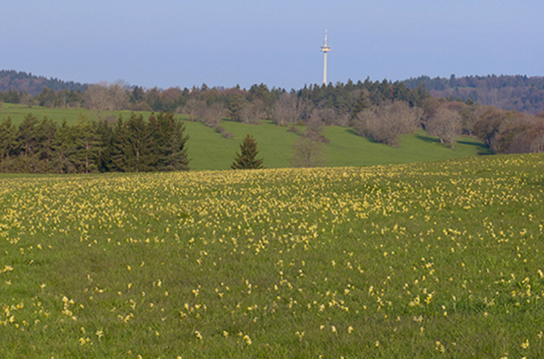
[1,154,544,358]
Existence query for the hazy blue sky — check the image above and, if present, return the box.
[2,0,543,90]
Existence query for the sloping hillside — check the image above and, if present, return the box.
[404,74,544,114]
[0,70,86,95]
[0,104,489,171]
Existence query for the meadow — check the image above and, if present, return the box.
[1,153,544,358]
[0,103,490,171]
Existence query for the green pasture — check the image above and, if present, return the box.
[0,103,136,125]
[1,154,544,358]
[0,103,491,171]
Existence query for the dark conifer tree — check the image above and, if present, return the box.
[165,116,190,171]
[110,116,126,171]
[35,117,58,172]
[0,116,18,172]
[350,91,370,120]
[112,113,153,172]
[16,113,39,157]
[72,114,100,173]
[146,112,162,170]
[148,112,190,171]
[95,119,114,172]
[231,134,264,169]
[14,113,42,172]
[52,119,77,174]
[227,94,246,122]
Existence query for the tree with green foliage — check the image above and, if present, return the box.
[0,111,191,174]
[0,116,18,172]
[130,86,145,103]
[350,90,370,121]
[12,113,43,172]
[111,113,153,172]
[231,134,264,169]
[95,118,114,172]
[16,113,39,157]
[35,117,58,171]
[71,114,100,173]
[163,118,190,171]
[227,94,247,122]
[148,112,190,171]
[52,120,77,174]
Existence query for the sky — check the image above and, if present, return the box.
[2,0,543,90]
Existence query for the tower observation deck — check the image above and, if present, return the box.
[321,30,331,85]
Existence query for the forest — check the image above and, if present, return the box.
[1,70,544,173]
[0,112,189,174]
[0,70,85,95]
[403,74,544,114]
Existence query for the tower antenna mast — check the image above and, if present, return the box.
[321,29,331,85]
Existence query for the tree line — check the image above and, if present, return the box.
[2,99,544,175]
[418,96,544,153]
[2,71,544,164]
[0,77,428,122]
[345,93,544,153]
[0,70,86,95]
[404,74,544,114]
[0,112,189,174]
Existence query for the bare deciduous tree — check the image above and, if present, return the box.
[353,101,421,146]
[239,101,267,124]
[249,99,269,122]
[84,82,129,117]
[272,93,297,126]
[303,111,330,144]
[196,101,225,127]
[84,82,111,116]
[272,93,310,126]
[290,111,330,167]
[507,119,544,154]
[290,136,326,168]
[182,97,199,120]
[108,83,129,111]
[311,107,349,126]
[530,133,544,153]
[426,107,462,148]
[20,92,34,107]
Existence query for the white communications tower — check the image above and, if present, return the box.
[321,30,331,85]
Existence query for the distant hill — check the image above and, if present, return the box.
[3,69,544,114]
[0,70,86,95]
[403,74,544,114]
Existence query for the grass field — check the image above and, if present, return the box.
[1,153,543,358]
[0,103,491,171]
[0,103,142,125]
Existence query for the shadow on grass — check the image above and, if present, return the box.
[343,128,385,145]
[415,133,440,144]
[415,133,494,155]
[457,140,494,155]
[344,128,360,137]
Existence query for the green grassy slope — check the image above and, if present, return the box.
[0,103,136,125]
[184,120,301,170]
[186,121,491,170]
[1,103,491,171]
[324,126,490,167]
